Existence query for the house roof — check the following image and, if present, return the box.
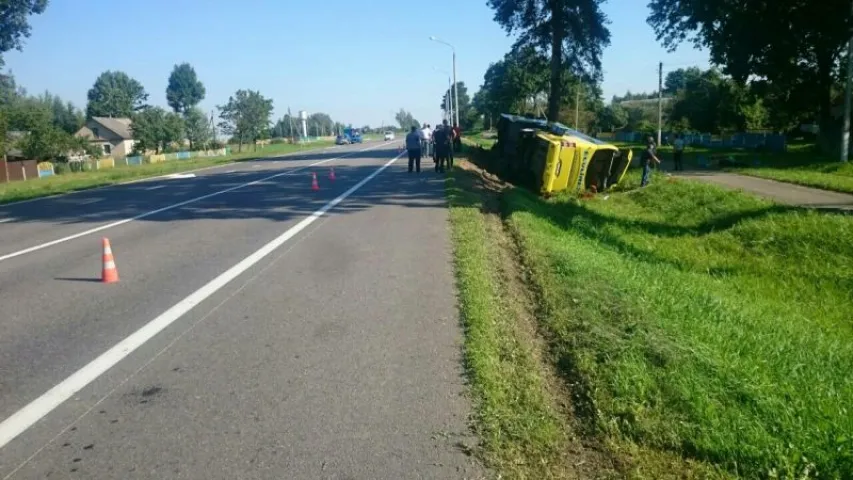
[74,125,107,141]
[91,117,133,140]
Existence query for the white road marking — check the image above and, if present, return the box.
[73,199,102,206]
[0,145,379,263]
[0,218,14,224]
[0,142,355,208]
[144,185,166,191]
[0,150,403,451]
[163,173,196,179]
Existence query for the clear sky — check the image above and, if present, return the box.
[5,0,711,128]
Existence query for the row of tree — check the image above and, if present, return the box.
[1,62,347,160]
[447,0,848,149]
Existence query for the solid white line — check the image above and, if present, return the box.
[0,145,379,263]
[0,150,403,451]
[143,185,166,191]
[0,218,14,224]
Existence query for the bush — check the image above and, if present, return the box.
[69,161,85,173]
[270,137,287,144]
[53,162,68,175]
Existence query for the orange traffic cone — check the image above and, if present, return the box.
[311,172,320,191]
[329,167,336,181]
[102,238,119,284]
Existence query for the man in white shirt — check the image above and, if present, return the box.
[420,124,432,158]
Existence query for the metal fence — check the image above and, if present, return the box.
[612,131,787,152]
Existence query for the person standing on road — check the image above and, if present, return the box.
[406,126,422,173]
[641,136,661,187]
[433,120,453,173]
[420,123,432,158]
[673,133,685,171]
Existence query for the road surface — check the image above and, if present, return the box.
[677,171,853,210]
[0,142,482,479]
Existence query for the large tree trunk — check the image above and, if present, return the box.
[548,0,564,122]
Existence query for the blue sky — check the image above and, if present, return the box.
[5,0,710,128]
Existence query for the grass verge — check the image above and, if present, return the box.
[449,145,853,478]
[0,140,335,205]
[446,159,617,479]
[503,169,853,478]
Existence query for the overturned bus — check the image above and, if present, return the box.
[493,114,633,195]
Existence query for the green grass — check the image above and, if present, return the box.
[0,140,335,205]
[501,169,853,478]
[446,165,578,479]
[464,130,497,149]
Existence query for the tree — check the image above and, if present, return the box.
[131,107,185,154]
[166,63,205,114]
[0,0,48,67]
[488,0,611,121]
[184,107,211,150]
[648,0,850,137]
[86,71,148,118]
[597,104,628,132]
[663,67,702,95]
[308,112,334,136]
[475,46,550,119]
[394,109,420,129]
[217,90,273,152]
[441,81,475,128]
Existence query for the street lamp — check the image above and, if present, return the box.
[433,67,453,124]
[430,36,459,128]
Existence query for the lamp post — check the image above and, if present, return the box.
[430,36,458,127]
[433,67,453,124]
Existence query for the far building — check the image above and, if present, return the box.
[74,117,136,157]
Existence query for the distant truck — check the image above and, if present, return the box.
[343,127,363,144]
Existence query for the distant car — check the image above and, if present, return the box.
[335,135,350,145]
[384,131,395,141]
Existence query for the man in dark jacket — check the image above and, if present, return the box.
[641,136,661,187]
[433,120,453,173]
[405,126,422,173]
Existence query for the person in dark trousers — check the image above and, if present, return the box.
[452,124,462,152]
[641,136,661,187]
[672,133,685,171]
[405,126,422,173]
[433,120,453,173]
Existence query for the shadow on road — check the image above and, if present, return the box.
[0,148,448,230]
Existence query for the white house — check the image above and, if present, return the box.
[74,117,136,157]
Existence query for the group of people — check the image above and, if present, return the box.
[405,120,461,174]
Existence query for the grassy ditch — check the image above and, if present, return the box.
[449,151,853,478]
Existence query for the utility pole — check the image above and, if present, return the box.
[447,77,454,124]
[843,4,853,161]
[210,111,217,145]
[452,51,459,127]
[657,62,663,145]
[575,84,581,130]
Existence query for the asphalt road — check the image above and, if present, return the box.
[0,142,482,479]
[677,171,853,210]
